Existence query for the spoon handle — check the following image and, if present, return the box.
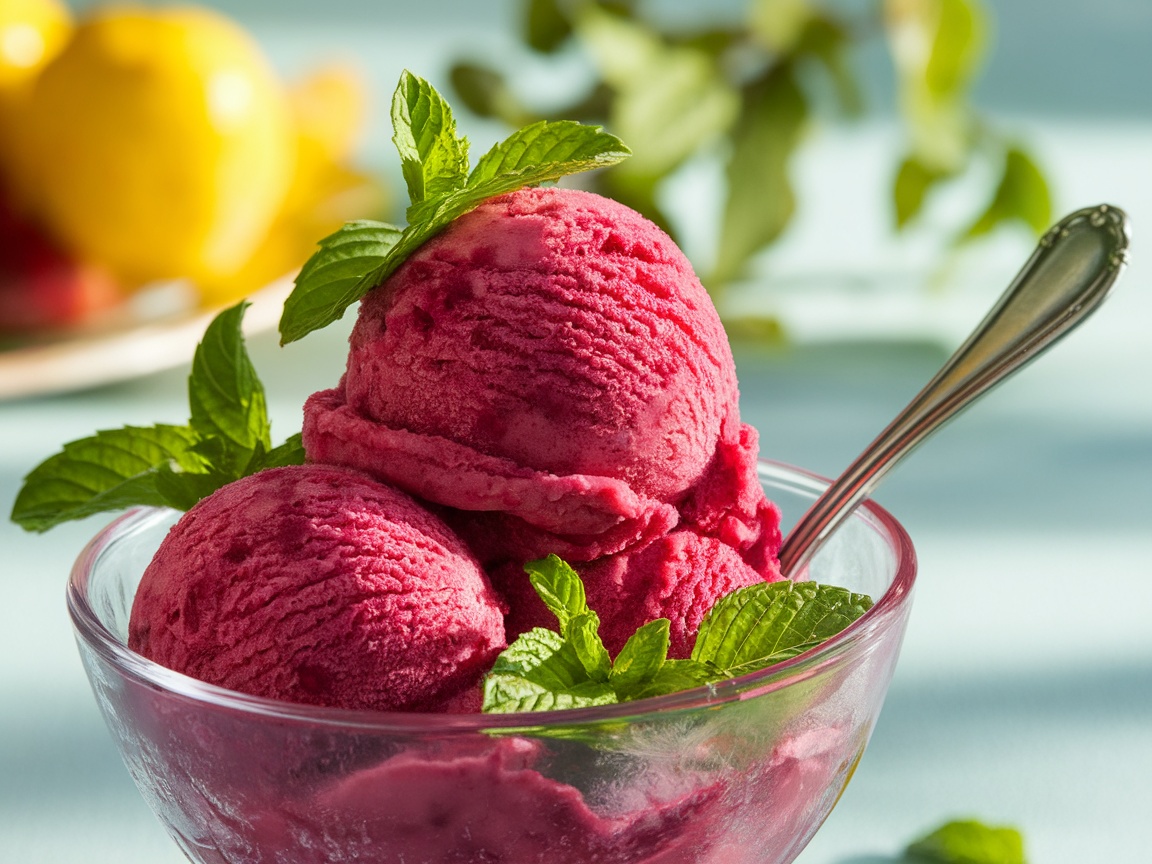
[777,204,1131,576]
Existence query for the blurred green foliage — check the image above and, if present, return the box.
[451,0,1052,301]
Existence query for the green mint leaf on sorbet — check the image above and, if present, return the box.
[691,581,873,672]
[10,302,303,532]
[483,628,617,713]
[484,555,676,713]
[904,819,1027,864]
[151,462,239,513]
[609,618,671,693]
[526,553,592,630]
[635,658,718,701]
[483,558,874,713]
[392,69,470,210]
[256,432,306,470]
[568,610,612,680]
[279,220,402,345]
[168,302,304,487]
[279,71,630,345]
[387,118,631,255]
[466,118,632,194]
[526,555,611,680]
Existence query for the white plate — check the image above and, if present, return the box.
[0,278,293,401]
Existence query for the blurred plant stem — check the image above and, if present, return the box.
[450,0,1052,327]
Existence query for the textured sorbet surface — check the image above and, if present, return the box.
[304,186,780,567]
[128,464,506,712]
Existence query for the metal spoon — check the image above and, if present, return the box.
[777,204,1132,576]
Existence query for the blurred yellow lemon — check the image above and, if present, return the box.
[198,64,387,306]
[0,0,70,93]
[287,64,367,210]
[0,0,71,192]
[18,5,295,285]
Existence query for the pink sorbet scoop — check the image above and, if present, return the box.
[128,464,507,712]
[304,187,780,569]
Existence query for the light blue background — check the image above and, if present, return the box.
[62,0,1152,116]
[5,2,1151,862]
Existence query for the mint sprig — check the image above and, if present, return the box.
[10,302,303,532]
[278,70,631,345]
[481,555,873,713]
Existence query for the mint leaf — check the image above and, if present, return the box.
[392,70,469,210]
[486,680,617,714]
[489,629,588,692]
[609,618,671,695]
[278,72,630,345]
[524,556,611,680]
[905,819,1027,864]
[724,640,824,678]
[636,658,716,700]
[483,628,617,714]
[12,304,303,532]
[467,119,630,191]
[691,581,873,671]
[568,610,612,681]
[152,462,237,512]
[188,301,270,474]
[484,558,618,713]
[279,220,402,344]
[524,554,590,630]
[255,433,306,471]
[10,425,205,532]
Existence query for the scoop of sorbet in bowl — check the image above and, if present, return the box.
[128,464,507,713]
[303,187,778,568]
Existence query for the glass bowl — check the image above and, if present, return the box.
[67,460,916,864]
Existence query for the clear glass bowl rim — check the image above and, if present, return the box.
[66,459,916,733]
